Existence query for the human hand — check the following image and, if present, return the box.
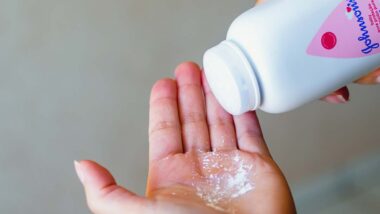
[255,0,380,104]
[74,62,296,214]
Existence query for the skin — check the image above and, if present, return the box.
[74,60,378,213]
[75,62,296,214]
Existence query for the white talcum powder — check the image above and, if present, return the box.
[191,151,256,212]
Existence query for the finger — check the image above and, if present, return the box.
[255,0,267,5]
[74,160,148,214]
[321,86,350,104]
[355,68,380,85]
[175,62,210,152]
[202,72,237,151]
[233,111,271,157]
[149,79,183,161]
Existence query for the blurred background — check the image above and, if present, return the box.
[1,0,379,213]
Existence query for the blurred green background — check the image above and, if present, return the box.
[0,0,379,213]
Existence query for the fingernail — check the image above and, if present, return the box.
[336,95,348,103]
[74,160,85,184]
[376,75,380,84]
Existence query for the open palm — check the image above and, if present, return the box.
[75,62,296,214]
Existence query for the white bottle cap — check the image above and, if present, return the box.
[203,40,261,115]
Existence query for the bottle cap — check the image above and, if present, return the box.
[203,40,261,115]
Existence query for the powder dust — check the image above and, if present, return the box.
[190,151,256,212]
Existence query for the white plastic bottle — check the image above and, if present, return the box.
[203,0,380,115]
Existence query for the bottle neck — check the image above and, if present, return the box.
[203,40,261,115]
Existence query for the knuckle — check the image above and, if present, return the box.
[178,83,200,91]
[150,96,176,107]
[208,117,233,129]
[181,112,206,125]
[149,120,179,135]
[237,131,264,144]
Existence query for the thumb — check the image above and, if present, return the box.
[74,160,148,214]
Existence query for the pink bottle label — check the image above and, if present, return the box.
[307,0,380,58]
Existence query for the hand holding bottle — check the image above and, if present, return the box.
[204,0,380,114]
[257,0,380,104]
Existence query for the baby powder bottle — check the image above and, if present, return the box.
[203,0,380,115]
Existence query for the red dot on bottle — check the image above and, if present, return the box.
[321,32,337,50]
